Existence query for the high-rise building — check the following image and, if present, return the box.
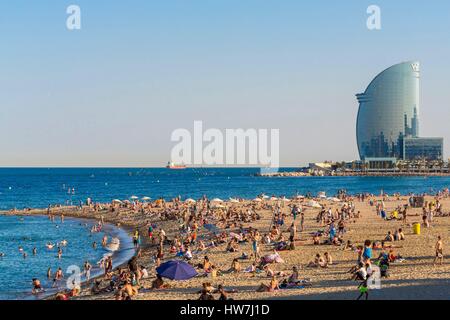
[356,61,443,161]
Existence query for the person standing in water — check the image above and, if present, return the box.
[84,261,92,281]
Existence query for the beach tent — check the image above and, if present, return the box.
[211,198,223,203]
[156,260,197,280]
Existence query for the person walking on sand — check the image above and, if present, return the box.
[356,278,369,300]
[433,236,444,265]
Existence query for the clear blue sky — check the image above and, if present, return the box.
[0,0,449,167]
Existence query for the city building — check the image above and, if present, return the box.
[403,137,443,161]
[356,61,444,164]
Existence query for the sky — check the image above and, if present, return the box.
[0,0,449,167]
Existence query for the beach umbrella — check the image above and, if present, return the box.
[253,198,262,202]
[229,198,239,203]
[270,197,278,201]
[185,198,196,203]
[211,198,223,203]
[262,195,270,199]
[142,196,151,201]
[156,260,197,280]
[130,195,139,200]
[112,199,123,204]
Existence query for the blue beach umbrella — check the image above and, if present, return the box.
[156,260,198,280]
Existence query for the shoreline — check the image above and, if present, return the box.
[0,209,140,301]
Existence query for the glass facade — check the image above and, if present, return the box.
[356,62,420,159]
[403,137,443,161]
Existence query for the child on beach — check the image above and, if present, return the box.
[433,236,444,265]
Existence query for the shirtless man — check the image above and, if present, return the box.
[433,236,444,265]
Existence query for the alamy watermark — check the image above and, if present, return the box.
[170,121,279,169]
[367,5,381,30]
[66,5,81,30]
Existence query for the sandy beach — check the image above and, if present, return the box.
[2,192,450,300]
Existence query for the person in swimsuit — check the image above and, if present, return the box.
[434,236,444,265]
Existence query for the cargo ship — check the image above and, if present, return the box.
[166,161,187,169]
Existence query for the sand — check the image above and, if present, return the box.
[3,194,450,300]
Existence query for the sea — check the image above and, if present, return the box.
[0,167,450,300]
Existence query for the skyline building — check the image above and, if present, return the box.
[356,61,443,162]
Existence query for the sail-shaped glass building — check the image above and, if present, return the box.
[356,61,420,159]
[356,61,442,161]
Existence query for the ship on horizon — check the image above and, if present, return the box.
[166,161,187,169]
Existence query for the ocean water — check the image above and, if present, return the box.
[0,168,450,300]
[0,215,134,300]
[1,168,450,210]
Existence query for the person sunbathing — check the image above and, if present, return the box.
[307,254,326,268]
[263,265,286,277]
[385,231,394,242]
[313,234,321,245]
[228,258,241,273]
[256,276,279,292]
[150,274,169,289]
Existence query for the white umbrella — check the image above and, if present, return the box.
[185,198,196,203]
[262,195,270,199]
[142,196,151,201]
[112,199,122,204]
[229,198,239,203]
[130,196,139,200]
[211,198,223,203]
[253,198,262,202]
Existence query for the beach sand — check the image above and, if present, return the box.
[3,195,450,300]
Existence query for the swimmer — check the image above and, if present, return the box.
[32,247,37,255]
[57,247,63,259]
[32,278,44,294]
[46,243,55,250]
[19,246,24,253]
[60,240,68,246]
